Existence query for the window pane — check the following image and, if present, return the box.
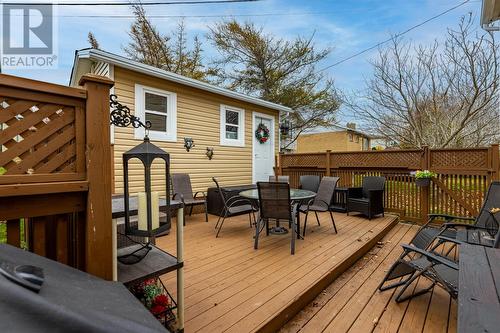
[225,125,238,139]
[146,112,167,132]
[145,92,168,113]
[226,110,239,125]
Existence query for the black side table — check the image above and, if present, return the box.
[330,187,348,213]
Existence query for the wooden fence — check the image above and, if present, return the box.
[0,73,114,279]
[277,145,500,224]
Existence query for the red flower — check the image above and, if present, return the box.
[144,278,156,286]
[151,305,166,315]
[153,294,170,307]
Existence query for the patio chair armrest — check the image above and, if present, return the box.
[428,213,475,223]
[172,193,185,204]
[449,225,496,231]
[367,189,384,197]
[226,197,255,209]
[316,199,331,210]
[300,198,315,212]
[347,187,363,198]
[442,222,478,229]
[401,244,459,270]
[437,235,463,245]
[194,191,206,199]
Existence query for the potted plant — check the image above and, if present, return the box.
[414,170,436,187]
[129,278,176,330]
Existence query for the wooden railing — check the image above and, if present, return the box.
[0,73,114,279]
[277,145,500,224]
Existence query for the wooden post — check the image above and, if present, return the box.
[325,150,331,176]
[420,146,430,224]
[6,219,20,247]
[277,153,284,176]
[79,74,114,280]
[490,144,499,181]
[177,206,185,331]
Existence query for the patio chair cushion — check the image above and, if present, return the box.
[348,197,370,204]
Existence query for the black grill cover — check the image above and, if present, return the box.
[0,244,167,333]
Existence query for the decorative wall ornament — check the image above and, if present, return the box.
[184,137,195,152]
[110,94,151,131]
[206,147,214,160]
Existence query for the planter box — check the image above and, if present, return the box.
[415,178,431,187]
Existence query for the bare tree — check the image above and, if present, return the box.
[124,4,206,81]
[347,15,499,148]
[208,20,340,149]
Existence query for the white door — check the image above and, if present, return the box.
[253,112,275,182]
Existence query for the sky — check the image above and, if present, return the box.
[1,0,484,124]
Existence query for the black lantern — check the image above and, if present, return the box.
[110,94,172,263]
[280,121,291,136]
[122,137,171,239]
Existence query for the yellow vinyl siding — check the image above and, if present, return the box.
[112,66,279,194]
[296,131,367,153]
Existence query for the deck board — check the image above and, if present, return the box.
[281,223,457,333]
[156,211,398,332]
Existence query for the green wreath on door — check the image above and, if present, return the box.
[255,123,270,144]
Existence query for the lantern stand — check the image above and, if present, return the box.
[110,94,172,265]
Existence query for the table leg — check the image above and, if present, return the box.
[112,218,117,281]
[177,207,184,332]
[296,209,301,238]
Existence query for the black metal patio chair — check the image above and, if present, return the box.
[299,176,339,237]
[390,211,500,303]
[378,180,500,293]
[172,173,208,224]
[299,175,320,193]
[346,176,385,220]
[391,245,459,302]
[269,175,289,183]
[433,180,500,247]
[255,182,299,254]
[212,177,257,238]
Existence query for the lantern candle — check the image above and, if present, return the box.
[138,191,160,231]
[151,191,160,230]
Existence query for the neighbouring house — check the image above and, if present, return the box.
[481,0,500,30]
[295,124,373,153]
[69,49,291,194]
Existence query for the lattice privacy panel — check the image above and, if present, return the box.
[0,97,79,175]
[281,153,326,168]
[430,149,489,170]
[330,151,422,169]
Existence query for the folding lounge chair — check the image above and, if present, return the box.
[379,180,500,293]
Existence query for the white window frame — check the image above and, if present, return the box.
[134,84,177,142]
[220,104,245,147]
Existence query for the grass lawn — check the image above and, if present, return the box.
[0,220,27,249]
[0,222,5,243]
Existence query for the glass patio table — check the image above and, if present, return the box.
[239,188,316,234]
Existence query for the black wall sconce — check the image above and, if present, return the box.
[280,121,291,136]
[206,147,214,160]
[184,137,195,152]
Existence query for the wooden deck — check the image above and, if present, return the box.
[157,211,399,332]
[280,223,457,333]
